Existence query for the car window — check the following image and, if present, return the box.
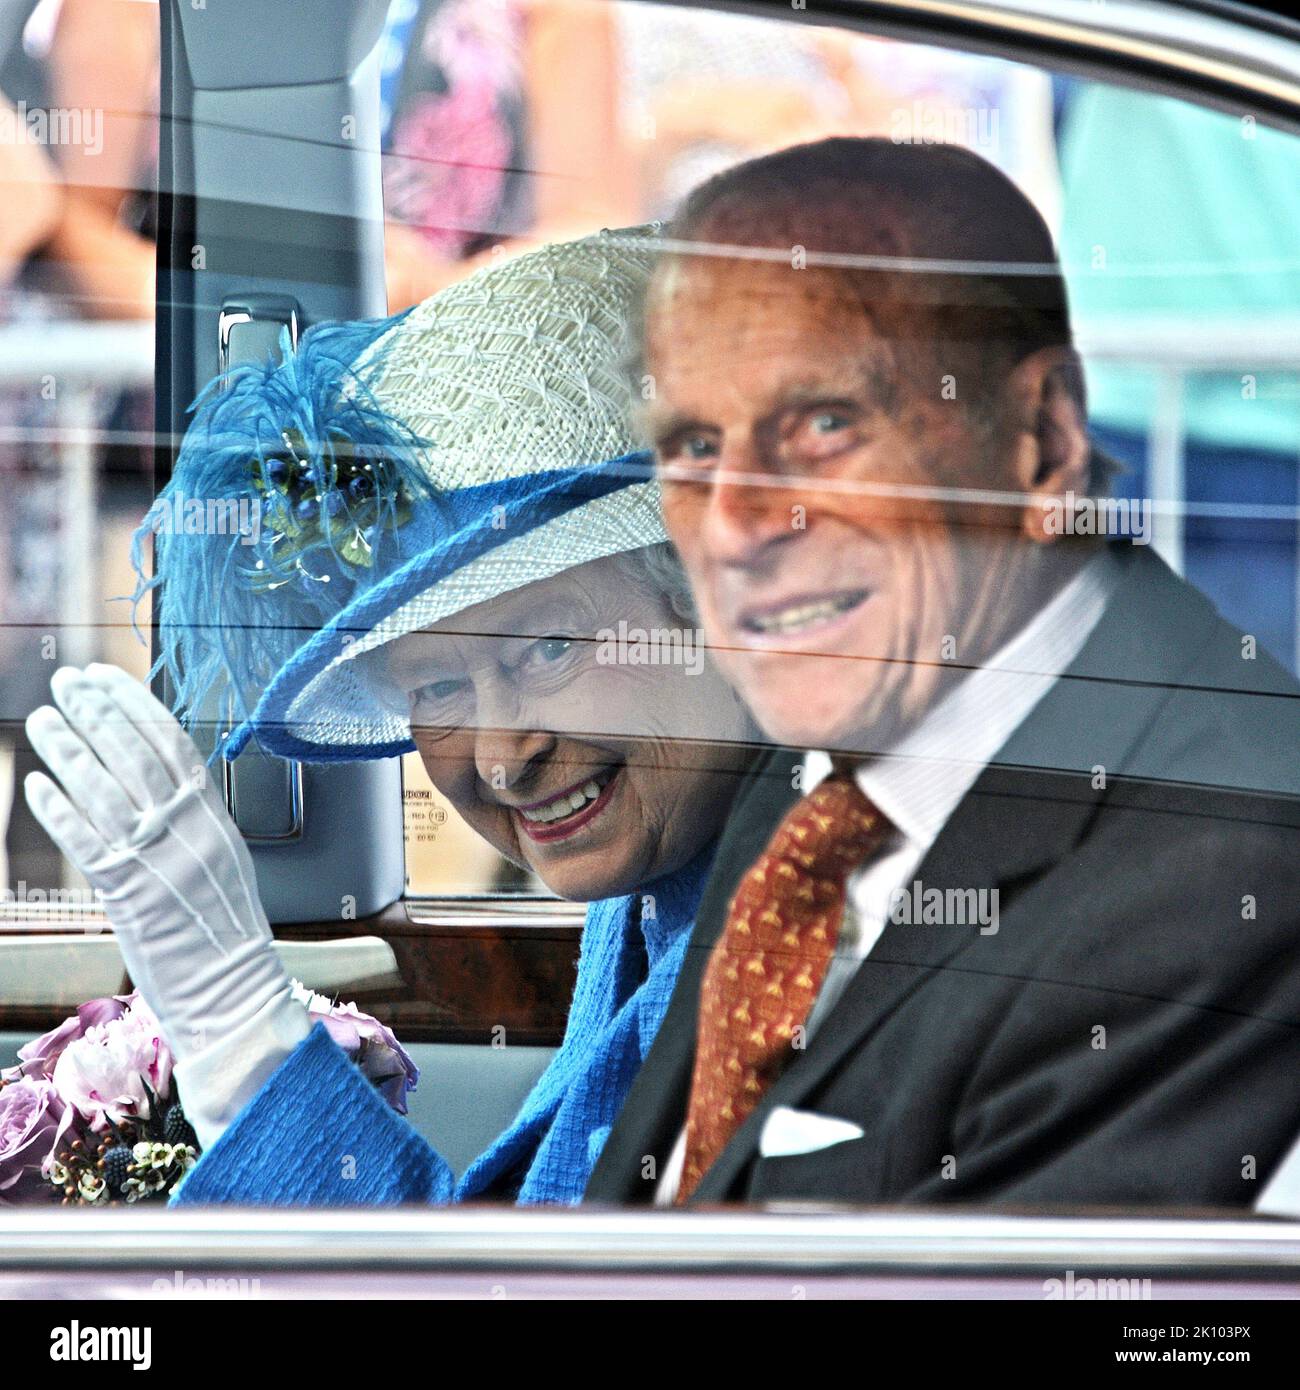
[393,0,1072,895]
[394,0,1298,902]
[0,0,156,945]
[2,0,1298,1246]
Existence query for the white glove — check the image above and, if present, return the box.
[24,663,310,1148]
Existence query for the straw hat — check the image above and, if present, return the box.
[136,227,666,761]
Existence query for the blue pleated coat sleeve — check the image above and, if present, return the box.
[170,1022,454,1206]
[169,848,713,1208]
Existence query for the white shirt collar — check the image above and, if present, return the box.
[804,549,1120,851]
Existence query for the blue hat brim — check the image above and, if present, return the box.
[225,448,657,762]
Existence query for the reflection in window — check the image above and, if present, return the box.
[0,0,156,902]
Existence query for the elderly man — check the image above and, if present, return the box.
[586,137,1300,1208]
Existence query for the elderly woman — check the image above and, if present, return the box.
[22,230,757,1204]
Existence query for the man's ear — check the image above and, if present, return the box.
[1003,347,1091,544]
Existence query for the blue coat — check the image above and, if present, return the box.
[171,847,713,1206]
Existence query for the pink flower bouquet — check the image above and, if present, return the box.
[1,987,417,1205]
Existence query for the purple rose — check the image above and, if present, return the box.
[291,983,419,1114]
[0,1077,73,1201]
[1,993,130,1085]
[51,997,174,1133]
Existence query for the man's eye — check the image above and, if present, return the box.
[811,411,850,434]
[659,431,719,469]
[786,405,864,463]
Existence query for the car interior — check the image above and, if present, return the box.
[0,0,1299,1299]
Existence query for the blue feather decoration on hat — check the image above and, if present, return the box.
[130,308,441,753]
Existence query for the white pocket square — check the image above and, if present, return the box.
[758,1106,866,1159]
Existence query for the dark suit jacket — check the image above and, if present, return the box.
[586,545,1300,1208]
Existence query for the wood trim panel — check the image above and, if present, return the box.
[276,900,582,1045]
[0,899,581,1046]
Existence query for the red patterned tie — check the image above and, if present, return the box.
[676,772,890,1203]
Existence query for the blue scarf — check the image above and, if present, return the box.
[455,843,715,1205]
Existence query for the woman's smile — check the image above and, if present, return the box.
[512,764,622,845]
[400,552,757,900]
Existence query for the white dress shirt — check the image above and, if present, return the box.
[655,551,1120,1204]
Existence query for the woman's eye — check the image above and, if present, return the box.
[411,677,467,705]
[527,636,575,666]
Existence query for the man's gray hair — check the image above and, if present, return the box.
[611,541,698,623]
